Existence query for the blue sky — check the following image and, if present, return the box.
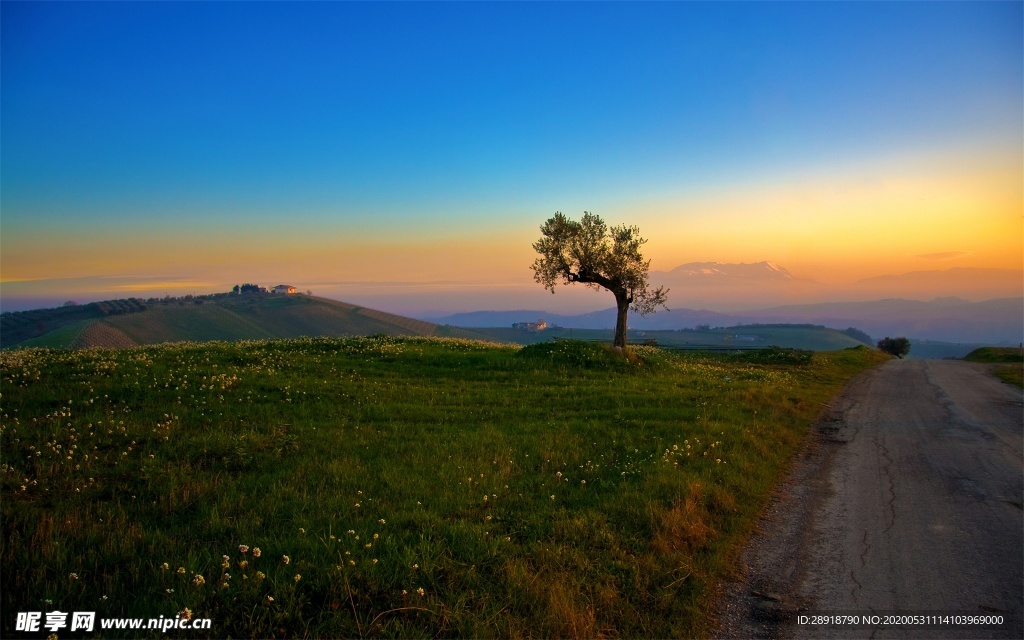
[2,1,1021,314]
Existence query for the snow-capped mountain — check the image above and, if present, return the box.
[654,261,796,281]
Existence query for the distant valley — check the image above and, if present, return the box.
[426,296,1024,346]
[423,261,1022,347]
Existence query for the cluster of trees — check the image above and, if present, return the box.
[1,305,96,347]
[232,284,264,294]
[877,336,911,358]
[93,298,147,316]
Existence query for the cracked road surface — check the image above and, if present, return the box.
[716,359,1023,639]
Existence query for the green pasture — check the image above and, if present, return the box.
[1,337,886,638]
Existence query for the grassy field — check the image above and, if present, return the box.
[1,338,886,638]
[964,346,1024,388]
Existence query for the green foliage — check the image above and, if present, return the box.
[531,212,667,348]
[0,337,884,638]
[877,336,911,358]
[724,346,814,366]
[93,298,148,317]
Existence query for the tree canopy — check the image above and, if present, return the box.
[877,336,911,359]
[531,212,667,349]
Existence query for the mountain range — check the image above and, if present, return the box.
[652,261,797,281]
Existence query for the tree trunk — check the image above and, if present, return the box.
[614,294,629,350]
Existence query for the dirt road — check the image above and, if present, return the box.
[716,359,1023,639]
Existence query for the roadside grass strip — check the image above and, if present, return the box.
[964,347,1024,388]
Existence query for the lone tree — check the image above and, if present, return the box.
[877,336,911,359]
[531,211,668,350]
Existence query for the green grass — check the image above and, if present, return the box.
[0,338,886,638]
[963,346,1024,363]
[964,348,1023,388]
[99,296,437,346]
[16,318,96,349]
[992,366,1024,388]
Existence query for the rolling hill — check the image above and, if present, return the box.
[12,290,1015,354]
[1,293,481,349]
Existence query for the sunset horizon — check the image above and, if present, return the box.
[2,2,1021,317]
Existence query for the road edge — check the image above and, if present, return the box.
[710,365,883,639]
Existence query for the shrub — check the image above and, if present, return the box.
[877,336,911,358]
[517,339,641,369]
[727,347,813,366]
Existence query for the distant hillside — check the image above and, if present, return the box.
[430,297,1024,345]
[3,293,441,349]
[426,307,734,330]
[1,298,148,348]
[746,297,1023,344]
[449,324,866,352]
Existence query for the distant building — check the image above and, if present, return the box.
[273,285,296,294]
[512,319,547,332]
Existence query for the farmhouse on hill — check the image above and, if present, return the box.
[273,285,296,294]
[512,319,547,332]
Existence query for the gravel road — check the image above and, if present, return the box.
[715,359,1023,639]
